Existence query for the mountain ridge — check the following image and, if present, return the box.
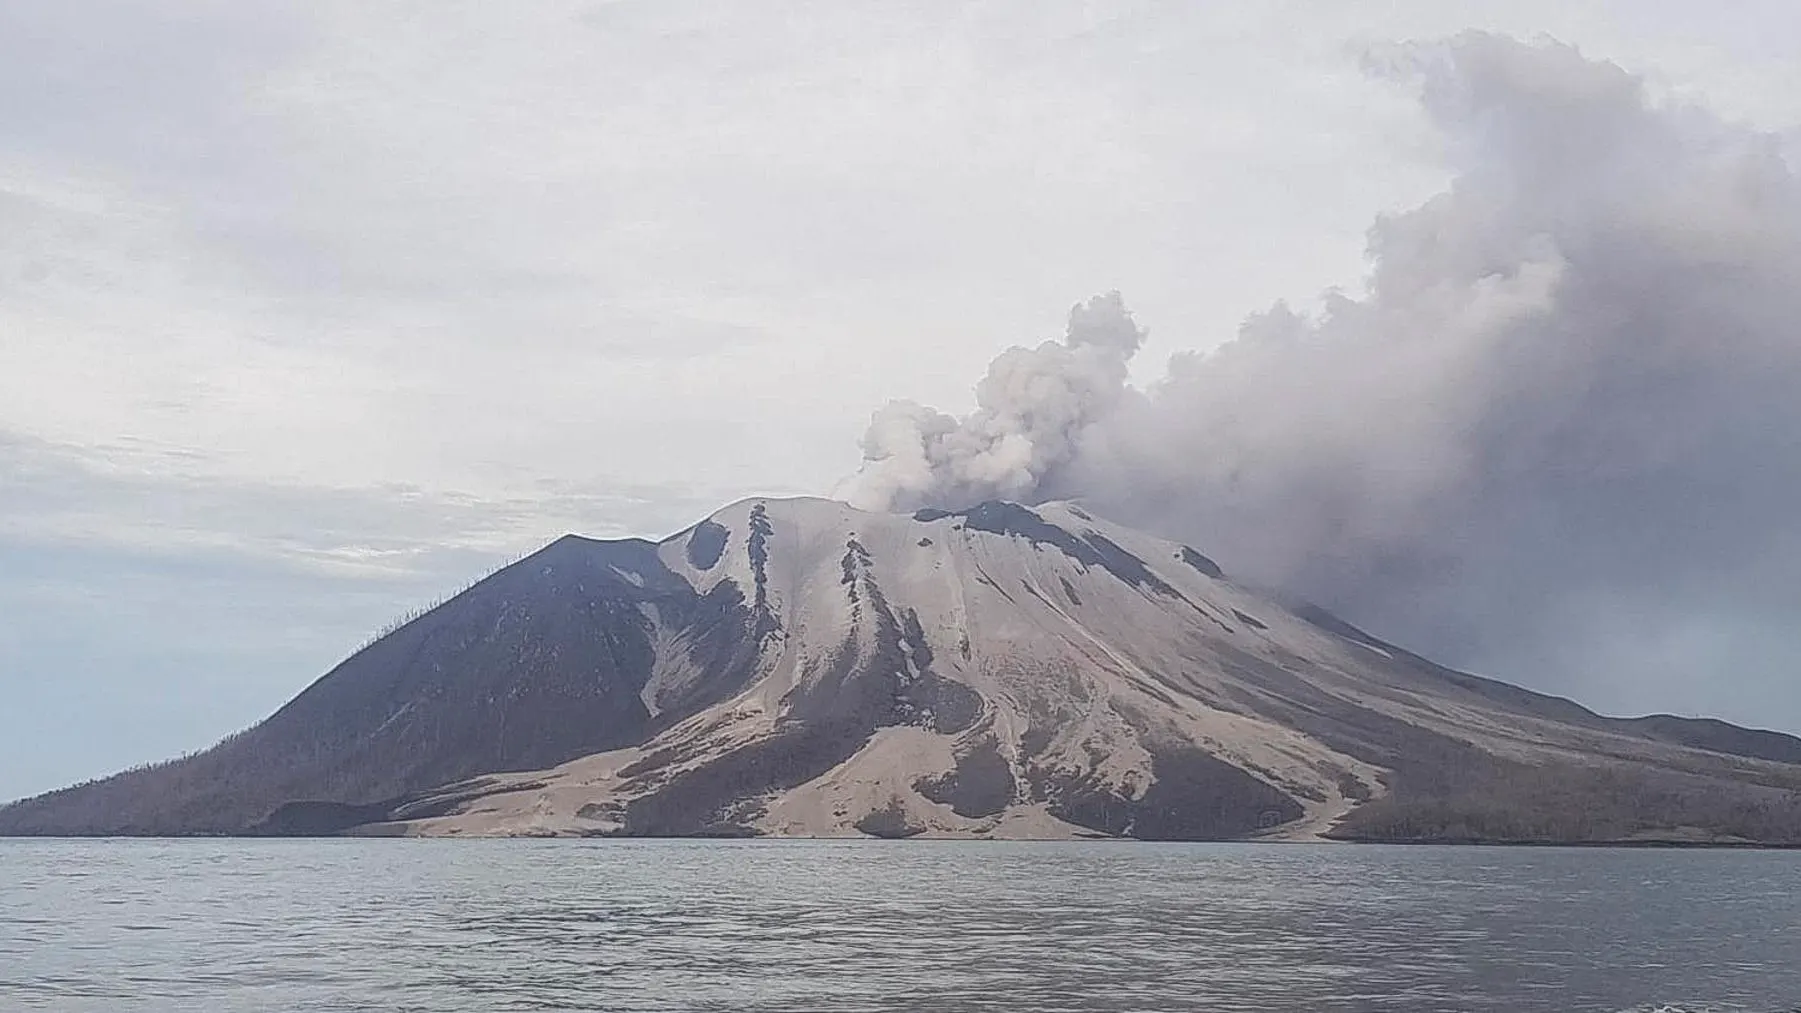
[5,496,1801,844]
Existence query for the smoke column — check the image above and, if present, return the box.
[847,33,1801,726]
[853,291,1146,512]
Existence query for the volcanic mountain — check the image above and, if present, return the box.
[6,497,1801,843]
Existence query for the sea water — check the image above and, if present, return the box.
[2,838,1797,1011]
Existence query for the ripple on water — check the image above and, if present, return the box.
[1,839,1798,1012]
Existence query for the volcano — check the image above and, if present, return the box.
[6,497,1801,843]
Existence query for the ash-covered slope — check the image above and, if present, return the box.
[0,533,770,835]
[7,497,1801,843]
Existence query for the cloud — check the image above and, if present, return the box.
[0,428,731,581]
[849,292,1145,510]
[7,4,1801,797]
[848,33,1801,727]
[0,429,734,802]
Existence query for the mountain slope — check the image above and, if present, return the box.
[5,497,1801,842]
[0,534,767,835]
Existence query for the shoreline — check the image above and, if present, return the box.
[7,831,1801,850]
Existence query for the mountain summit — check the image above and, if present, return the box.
[7,497,1801,842]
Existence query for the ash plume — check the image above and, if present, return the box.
[848,33,1801,722]
[851,291,1146,512]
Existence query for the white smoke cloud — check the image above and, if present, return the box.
[847,33,1801,724]
[848,291,1146,511]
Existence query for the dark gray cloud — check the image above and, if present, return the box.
[851,34,1801,729]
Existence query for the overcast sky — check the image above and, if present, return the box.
[5,1,1799,802]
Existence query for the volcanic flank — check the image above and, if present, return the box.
[7,497,1801,843]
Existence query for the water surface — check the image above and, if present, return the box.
[2,839,1797,1011]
